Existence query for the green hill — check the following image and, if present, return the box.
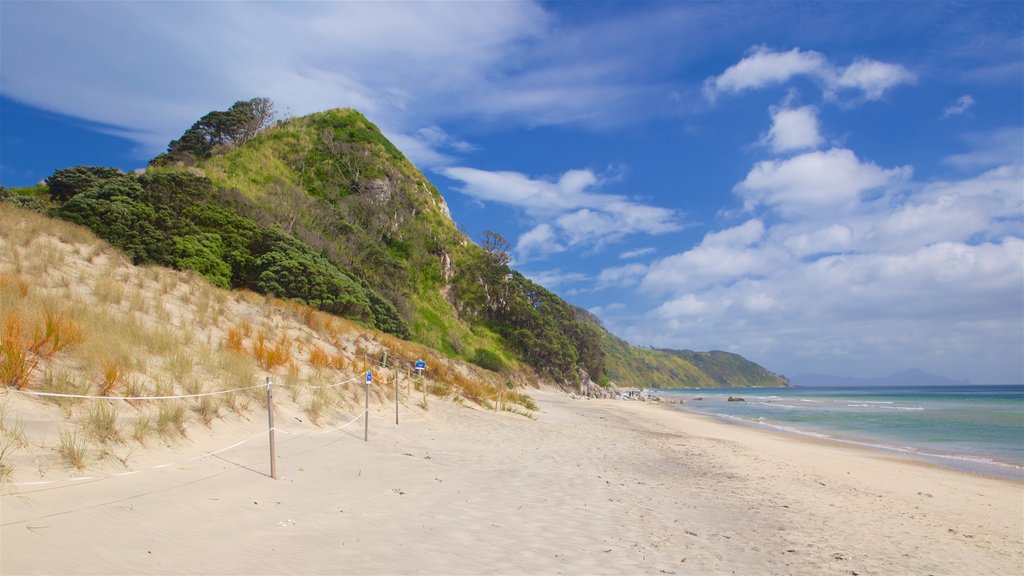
[1,101,787,390]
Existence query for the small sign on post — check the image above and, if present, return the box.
[364,371,372,442]
[415,360,426,372]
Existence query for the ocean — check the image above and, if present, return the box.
[661,385,1024,481]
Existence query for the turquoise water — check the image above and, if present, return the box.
[662,385,1024,481]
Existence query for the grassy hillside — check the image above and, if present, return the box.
[1,105,788,391]
[658,349,789,388]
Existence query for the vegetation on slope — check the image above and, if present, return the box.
[659,349,789,387]
[1,101,787,390]
[0,203,535,481]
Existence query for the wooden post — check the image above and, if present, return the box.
[364,371,370,442]
[266,376,277,480]
[394,370,399,425]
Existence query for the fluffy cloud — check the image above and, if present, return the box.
[597,263,648,289]
[444,166,681,258]
[603,135,1023,382]
[762,105,824,153]
[736,148,912,216]
[704,47,828,98]
[0,2,553,157]
[829,58,916,101]
[641,219,787,293]
[705,46,915,102]
[516,224,565,260]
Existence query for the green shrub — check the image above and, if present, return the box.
[471,347,507,372]
[46,166,122,202]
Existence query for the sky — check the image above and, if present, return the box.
[1,1,1022,384]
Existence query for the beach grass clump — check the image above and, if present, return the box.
[58,427,89,471]
[252,330,292,370]
[224,326,245,354]
[29,307,84,358]
[193,395,220,427]
[0,401,28,482]
[98,358,126,396]
[304,388,332,426]
[0,313,37,389]
[132,416,153,445]
[41,369,89,416]
[84,402,122,444]
[156,401,188,439]
[309,345,330,369]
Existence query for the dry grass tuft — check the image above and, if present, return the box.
[98,358,126,396]
[35,308,84,357]
[224,326,245,354]
[252,330,292,370]
[309,346,330,369]
[1,313,37,389]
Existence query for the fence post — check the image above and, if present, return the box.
[266,376,277,480]
[364,371,371,442]
[395,370,399,425]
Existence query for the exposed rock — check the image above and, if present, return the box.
[361,178,393,203]
[727,396,745,402]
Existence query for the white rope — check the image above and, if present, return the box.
[7,383,265,401]
[301,374,361,390]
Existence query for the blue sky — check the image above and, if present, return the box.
[2,1,1022,383]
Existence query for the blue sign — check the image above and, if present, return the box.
[415,360,426,371]
[365,371,372,384]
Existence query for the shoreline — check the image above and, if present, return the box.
[3,389,1022,575]
[657,385,1024,482]
[671,403,1024,482]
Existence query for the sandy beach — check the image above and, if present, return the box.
[2,389,1021,575]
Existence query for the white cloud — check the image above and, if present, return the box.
[619,247,656,259]
[516,224,565,260]
[654,293,711,318]
[942,95,976,118]
[0,2,552,156]
[641,219,786,293]
[597,263,649,289]
[945,127,1024,170]
[615,141,1023,382]
[782,224,854,257]
[829,58,916,101]
[705,46,914,103]
[704,46,828,99]
[762,105,824,153]
[736,148,912,216]
[0,1,699,166]
[444,166,681,255]
[522,268,589,290]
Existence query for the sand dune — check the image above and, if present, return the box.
[3,389,1020,575]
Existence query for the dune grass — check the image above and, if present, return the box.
[0,203,535,481]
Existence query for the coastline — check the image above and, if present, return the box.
[672,403,1024,482]
[660,385,1024,482]
[3,389,1021,575]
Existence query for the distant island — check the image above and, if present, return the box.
[791,369,971,387]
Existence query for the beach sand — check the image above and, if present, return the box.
[2,389,1021,575]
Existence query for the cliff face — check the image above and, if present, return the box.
[5,106,786,389]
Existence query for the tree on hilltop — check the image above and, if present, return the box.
[160,97,276,162]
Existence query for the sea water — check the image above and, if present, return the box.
[662,385,1024,481]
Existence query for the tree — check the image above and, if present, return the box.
[165,97,276,159]
[482,230,512,267]
[45,166,122,202]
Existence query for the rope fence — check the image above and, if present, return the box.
[0,359,420,491]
